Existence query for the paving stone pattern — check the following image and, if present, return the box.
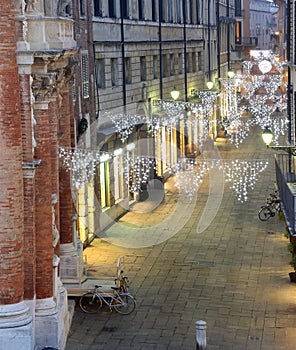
[65,127,296,350]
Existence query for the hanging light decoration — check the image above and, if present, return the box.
[169,157,268,202]
[59,146,106,189]
[124,155,156,194]
[103,112,141,143]
[223,159,269,202]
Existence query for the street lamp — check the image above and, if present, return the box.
[206,81,214,90]
[171,87,180,101]
[262,126,296,155]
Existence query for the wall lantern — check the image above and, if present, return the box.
[262,126,274,146]
[170,87,180,100]
[262,126,296,155]
[206,81,214,90]
[227,70,235,79]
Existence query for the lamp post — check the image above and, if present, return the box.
[262,126,296,155]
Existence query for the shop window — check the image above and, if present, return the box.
[113,154,124,201]
[99,161,110,209]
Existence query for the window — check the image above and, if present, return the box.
[96,58,105,89]
[138,0,144,20]
[176,0,181,23]
[178,53,183,74]
[81,53,89,98]
[197,52,202,71]
[161,54,168,77]
[168,1,173,22]
[192,52,197,73]
[160,0,166,22]
[109,0,116,18]
[140,56,146,81]
[235,0,242,17]
[189,0,193,24]
[153,55,158,79]
[99,161,110,208]
[152,0,157,21]
[93,0,102,16]
[80,0,86,16]
[113,154,124,201]
[121,0,129,19]
[111,58,119,87]
[170,54,175,76]
[125,57,132,84]
[186,53,190,73]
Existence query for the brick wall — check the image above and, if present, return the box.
[0,1,24,305]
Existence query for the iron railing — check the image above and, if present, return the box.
[275,154,296,235]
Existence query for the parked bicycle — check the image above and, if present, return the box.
[79,272,136,315]
[258,190,281,221]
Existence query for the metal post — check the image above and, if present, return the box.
[196,320,207,350]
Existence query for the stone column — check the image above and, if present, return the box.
[0,2,32,348]
[33,103,59,348]
[59,90,84,285]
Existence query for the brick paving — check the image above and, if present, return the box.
[65,126,296,350]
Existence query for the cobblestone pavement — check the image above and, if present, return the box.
[65,127,296,350]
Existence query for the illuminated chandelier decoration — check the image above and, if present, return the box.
[124,156,156,194]
[170,158,209,199]
[223,159,269,202]
[227,118,251,148]
[105,112,141,143]
[59,146,102,189]
[169,157,268,202]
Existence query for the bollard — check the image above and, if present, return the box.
[196,320,207,350]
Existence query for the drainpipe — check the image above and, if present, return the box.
[182,0,188,101]
[159,0,163,99]
[227,0,231,70]
[207,0,211,82]
[120,0,127,107]
[216,0,221,79]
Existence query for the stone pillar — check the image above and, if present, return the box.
[59,90,85,285]
[0,2,32,348]
[33,103,58,349]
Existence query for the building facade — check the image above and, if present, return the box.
[0,1,78,349]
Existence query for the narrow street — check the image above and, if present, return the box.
[65,126,296,350]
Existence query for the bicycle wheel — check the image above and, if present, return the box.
[79,293,102,313]
[113,294,136,315]
[258,206,272,221]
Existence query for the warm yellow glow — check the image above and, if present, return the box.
[206,81,214,90]
[262,127,274,146]
[170,87,180,100]
[126,142,135,151]
[114,148,123,156]
[228,70,235,79]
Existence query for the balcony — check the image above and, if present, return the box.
[235,37,258,47]
[25,17,76,51]
[275,154,296,235]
